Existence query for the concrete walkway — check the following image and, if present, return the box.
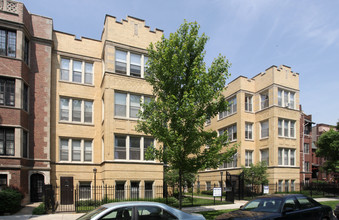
[1,198,338,220]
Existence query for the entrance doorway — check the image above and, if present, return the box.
[60,177,73,204]
[30,173,44,202]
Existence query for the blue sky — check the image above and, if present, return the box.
[20,0,339,125]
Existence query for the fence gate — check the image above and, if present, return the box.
[226,172,244,201]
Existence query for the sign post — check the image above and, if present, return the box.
[213,187,222,205]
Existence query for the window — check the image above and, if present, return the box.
[115,92,150,119]
[291,180,295,191]
[220,153,238,168]
[260,149,269,164]
[115,182,125,200]
[59,138,92,162]
[0,127,14,156]
[304,143,309,154]
[137,206,178,219]
[115,50,127,74]
[285,180,289,192]
[144,56,149,76]
[0,174,7,190]
[245,122,253,140]
[23,84,28,111]
[24,37,29,64]
[304,162,310,172]
[206,181,211,191]
[260,92,269,109]
[79,182,91,200]
[130,53,141,77]
[59,97,93,123]
[23,130,28,158]
[115,93,127,117]
[115,136,126,159]
[144,181,153,199]
[219,124,237,142]
[245,150,253,166]
[59,58,93,85]
[129,136,140,160]
[296,196,317,210]
[0,77,15,106]
[245,94,253,112]
[144,137,154,161]
[260,120,269,138]
[278,148,295,166]
[278,180,283,192]
[130,95,141,118]
[0,29,16,57]
[219,96,237,119]
[278,89,295,109]
[278,119,295,138]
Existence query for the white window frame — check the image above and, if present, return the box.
[219,96,237,119]
[60,57,93,85]
[245,150,253,167]
[114,135,155,162]
[114,92,151,120]
[59,97,93,124]
[219,124,237,142]
[245,122,253,140]
[59,138,93,162]
[304,143,310,154]
[245,94,253,112]
[260,91,269,110]
[115,49,148,78]
[260,149,269,165]
[278,118,296,138]
[278,88,295,109]
[260,120,269,139]
[278,148,296,166]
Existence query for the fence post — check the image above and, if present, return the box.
[75,187,77,213]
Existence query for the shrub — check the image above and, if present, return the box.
[32,203,46,215]
[0,186,24,215]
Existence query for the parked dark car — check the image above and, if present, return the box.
[334,202,339,218]
[216,194,337,220]
[77,201,206,220]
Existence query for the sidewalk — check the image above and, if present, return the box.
[1,198,338,220]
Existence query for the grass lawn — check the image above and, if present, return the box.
[197,201,339,220]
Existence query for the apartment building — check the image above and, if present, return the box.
[51,15,164,203]
[312,123,337,182]
[0,0,52,203]
[299,109,313,183]
[198,65,300,193]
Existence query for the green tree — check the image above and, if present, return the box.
[137,21,237,209]
[242,162,269,186]
[316,128,339,177]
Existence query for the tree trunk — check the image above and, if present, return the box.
[179,169,182,210]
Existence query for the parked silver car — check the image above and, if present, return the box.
[77,201,205,220]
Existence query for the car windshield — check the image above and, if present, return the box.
[241,198,283,213]
[77,206,108,220]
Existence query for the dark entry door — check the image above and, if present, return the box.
[60,177,73,204]
[30,173,45,202]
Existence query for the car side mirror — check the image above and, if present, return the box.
[240,205,243,209]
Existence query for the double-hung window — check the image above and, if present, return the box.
[115,92,150,119]
[0,127,14,156]
[59,97,93,123]
[278,148,295,166]
[304,143,309,154]
[60,138,92,162]
[278,89,295,109]
[278,119,295,138]
[0,77,15,106]
[245,94,253,112]
[219,124,237,142]
[260,149,269,164]
[245,150,253,166]
[260,92,269,109]
[0,29,16,57]
[130,136,141,160]
[220,153,238,168]
[115,93,127,117]
[115,135,155,161]
[245,122,253,140]
[130,95,141,118]
[115,50,127,74]
[130,53,141,77]
[260,120,269,138]
[60,58,93,85]
[219,96,237,119]
[144,137,154,161]
[115,135,126,159]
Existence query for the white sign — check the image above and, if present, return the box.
[263,185,269,194]
[213,187,222,197]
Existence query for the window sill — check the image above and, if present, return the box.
[114,116,139,121]
[59,121,94,126]
[58,161,93,164]
[245,110,254,113]
[260,137,269,140]
[245,139,254,142]
[278,136,296,140]
[59,80,94,87]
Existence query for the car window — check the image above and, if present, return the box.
[78,207,108,220]
[100,207,132,220]
[243,200,260,210]
[243,198,282,213]
[136,206,178,220]
[296,197,317,209]
[283,198,298,211]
